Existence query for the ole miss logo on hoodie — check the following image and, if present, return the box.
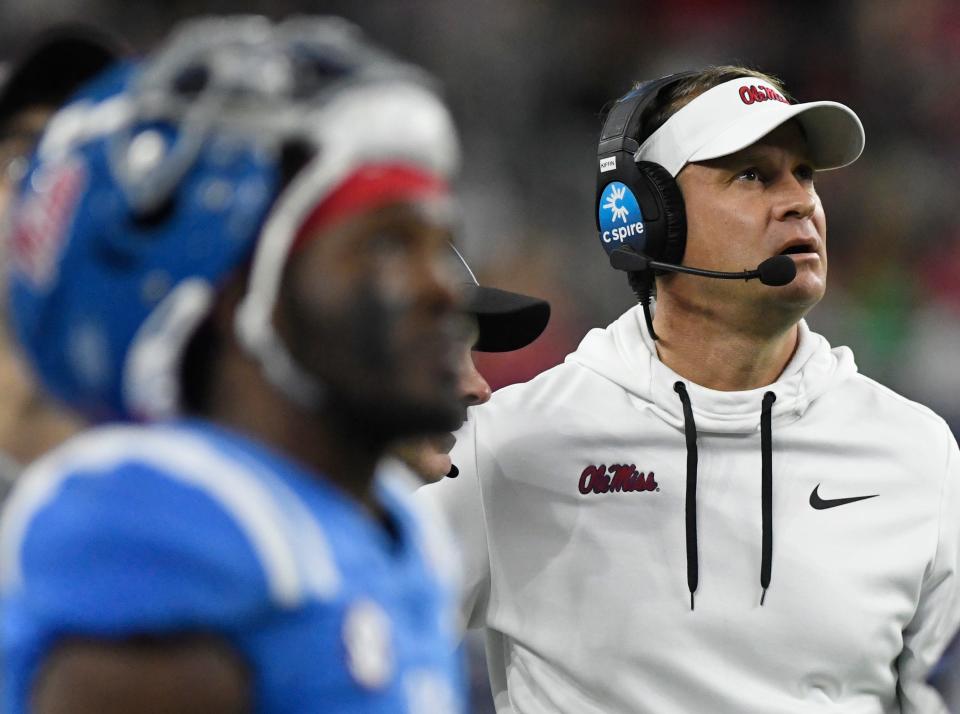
[579,464,658,495]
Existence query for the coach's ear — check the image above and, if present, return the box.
[32,635,250,714]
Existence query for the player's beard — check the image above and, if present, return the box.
[280,281,465,442]
[327,385,465,444]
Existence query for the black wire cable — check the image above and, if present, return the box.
[760,391,777,606]
[673,381,699,610]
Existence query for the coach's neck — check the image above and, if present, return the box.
[651,292,801,392]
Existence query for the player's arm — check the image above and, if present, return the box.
[32,635,250,714]
[897,424,960,712]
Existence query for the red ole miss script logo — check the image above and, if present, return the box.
[10,158,87,288]
[738,84,789,105]
[579,464,658,495]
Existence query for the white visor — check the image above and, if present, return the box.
[636,76,865,177]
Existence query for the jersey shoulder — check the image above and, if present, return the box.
[0,422,340,633]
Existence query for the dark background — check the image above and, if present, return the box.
[4,0,958,425]
[4,1,960,708]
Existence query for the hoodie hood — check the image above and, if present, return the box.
[568,304,861,609]
[567,304,858,434]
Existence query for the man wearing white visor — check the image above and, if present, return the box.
[417,66,960,713]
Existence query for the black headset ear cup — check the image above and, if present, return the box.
[636,161,686,265]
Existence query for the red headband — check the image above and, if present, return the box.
[291,163,449,252]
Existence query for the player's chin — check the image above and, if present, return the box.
[401,372,463,430]
[389,391,465,438]
[376,365,462,436]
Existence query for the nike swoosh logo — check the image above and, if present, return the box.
[809,483,879,510]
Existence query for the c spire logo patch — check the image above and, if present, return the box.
[604,185,630,223]
[598,181,644,248]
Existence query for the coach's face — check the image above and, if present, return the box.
[279,199,468,440]
[673,121,826,319]
[393,330,493,481]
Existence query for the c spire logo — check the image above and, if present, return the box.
[603,185,630,223]
[598,181,645,249]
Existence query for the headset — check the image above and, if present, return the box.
[595,72,695,272]
[595,72,695,339]
[594,71,795,339]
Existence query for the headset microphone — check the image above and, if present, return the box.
[609,247,797,287]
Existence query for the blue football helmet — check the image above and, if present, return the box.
[5,15,460,422]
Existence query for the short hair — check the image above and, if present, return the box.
[639,65,793,144]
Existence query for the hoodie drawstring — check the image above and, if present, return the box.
[760,390,776,605]
[673,382,699,611]
[673,382,778,609]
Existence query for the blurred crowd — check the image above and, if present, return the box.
[3,0,960,422]
[3,0,960,711]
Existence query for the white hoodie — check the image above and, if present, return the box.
[417,305,960,713]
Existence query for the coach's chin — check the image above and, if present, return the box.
[394,432,458,482]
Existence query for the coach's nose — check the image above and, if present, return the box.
[458,348,492,407]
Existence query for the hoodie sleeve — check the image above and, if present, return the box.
[897,424,960,713]
[414,412,491,631]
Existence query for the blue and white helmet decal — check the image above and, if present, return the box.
[7,61,282,422]
[597,181,646,255]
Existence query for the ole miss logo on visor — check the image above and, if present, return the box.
[739,84,789,106]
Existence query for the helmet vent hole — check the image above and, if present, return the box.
[173,63,210,96]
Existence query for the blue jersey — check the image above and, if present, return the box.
[0,421,464,713]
